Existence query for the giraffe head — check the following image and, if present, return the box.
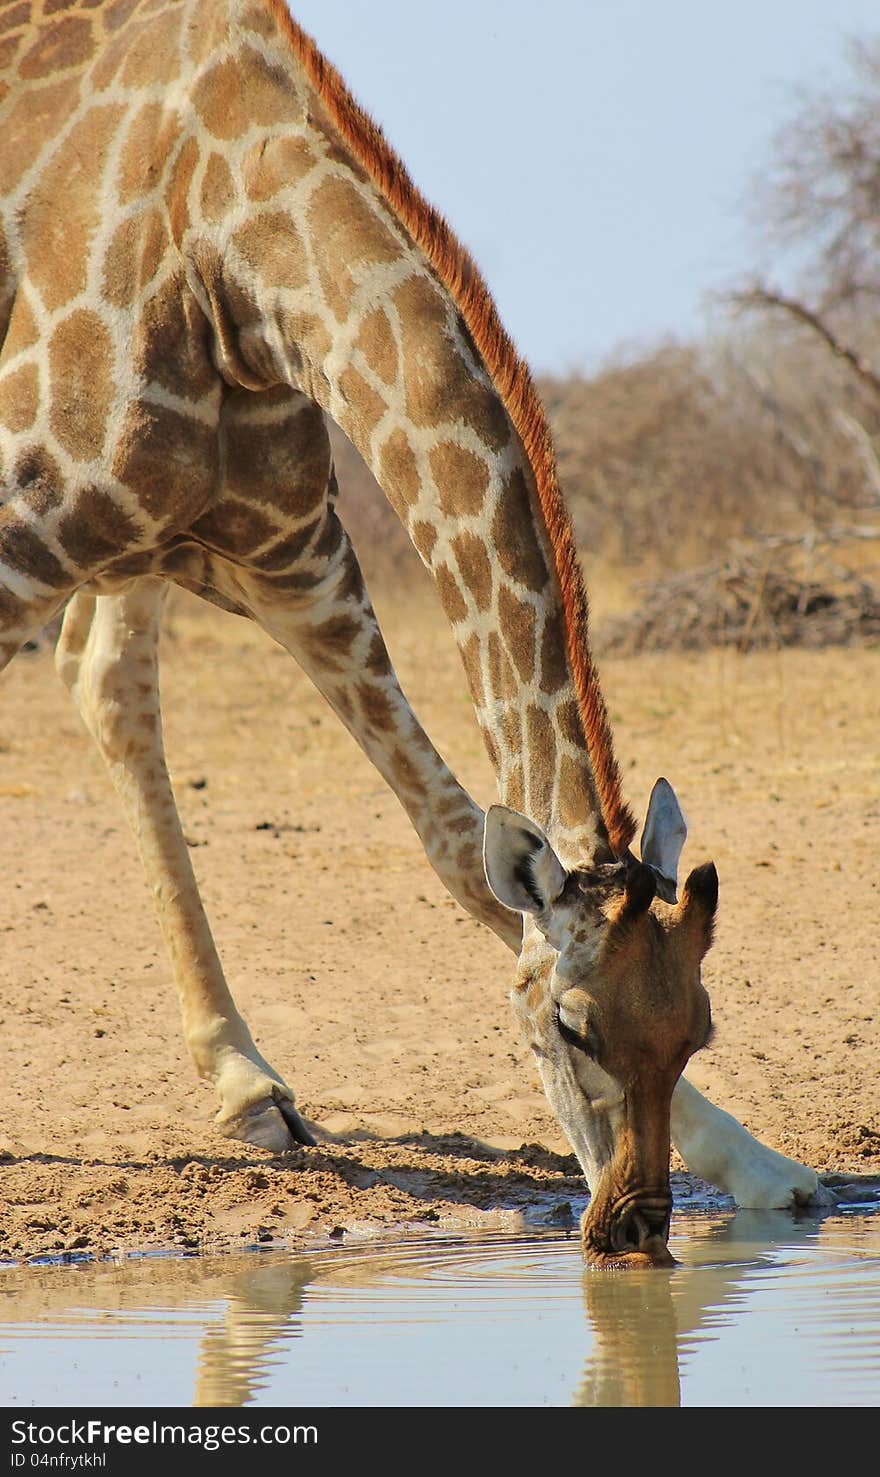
[484,779,716,1267]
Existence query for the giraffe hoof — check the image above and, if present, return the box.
[216,1095,316,1153]
[796,1179,837,1209]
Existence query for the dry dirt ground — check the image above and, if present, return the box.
[1,586,878,1262]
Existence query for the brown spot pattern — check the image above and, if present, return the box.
[165,134,199,245]
[557,753,595,830]
[366,632,389,676]
[354,307,398,386]
[279,308,333,369]
[393,276,510,448]
[200,152,236,221]
[540,613,570,695]
[25,103,124,312]
[487,630,517,702]
[558,697,586,748]
[498,706,521,755]
[117,101,181,205]
[88,26,128,90]
[479,723,500,770]
[56,486,138,567]
[337,365,387,443]
[357,680,396,734]
[1,297,38,358]
[451,530,492,612]
[18,15,94,78]
[309,612,361,657]
[251,518,321,571]
[0,362,39,433]
[410,519,436,563]
[48,310,113,461]
[0,516,69,588]
[0,34,22,74]
[192,498,277,556]
[104,0,142,33]
[243,135,315,200]
[130,279,216,403]
[492,468,549,593]
[377,429,420,515]
[497,585,536,683]
[429,439,488,517]
[308,174,402,320]
[119,5,183,88]
[0,3,31,35]
[526,705,556,819]
[111,402,216,522]
[233,211,309,292]
[224,408,331,514]
[433,563,467,625]
[504,757,525,811]
[459,631,485,709]
[240,3,277,39]
[391,747,426,797]
[0,76,81,194]
[102,215,141,308]
[12,446,64,514]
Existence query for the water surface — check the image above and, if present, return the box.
[1,1207,878,1406]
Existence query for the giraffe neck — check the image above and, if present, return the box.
[182,0,631,867]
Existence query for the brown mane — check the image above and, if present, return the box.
[262,0,637,857]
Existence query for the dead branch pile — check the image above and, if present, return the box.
[599,528,880,654]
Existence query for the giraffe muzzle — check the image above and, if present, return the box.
[609,1199,673,1258]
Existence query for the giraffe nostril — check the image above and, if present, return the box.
[611,1202,672,1253]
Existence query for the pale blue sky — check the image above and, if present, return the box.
[288,1,880,373]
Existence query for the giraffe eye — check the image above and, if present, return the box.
[556,1003,598,1059]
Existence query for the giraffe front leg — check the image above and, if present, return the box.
[55,581,315,1153]
[671,1076,835,1208]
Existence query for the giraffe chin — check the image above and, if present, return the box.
[581,1196,676,1268]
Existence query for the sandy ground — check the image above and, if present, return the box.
[1,587,878,1262]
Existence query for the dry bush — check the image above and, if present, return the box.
[332,328,880,607]
[600,529,880,654]
[544,331,880,567]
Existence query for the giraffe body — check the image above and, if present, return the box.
[1,0,829,1262]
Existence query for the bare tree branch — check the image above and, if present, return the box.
[732,285,880,399]
[833,408,880,505]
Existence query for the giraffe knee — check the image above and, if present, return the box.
[55,594,97,693]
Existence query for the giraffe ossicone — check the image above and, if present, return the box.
[0,0,831,1265]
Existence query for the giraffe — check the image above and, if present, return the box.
[0,0,830,1265]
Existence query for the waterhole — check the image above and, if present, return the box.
[1,1206,878,1407]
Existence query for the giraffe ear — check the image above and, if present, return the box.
[483,806,568,915]
[675,862,719,957]
[640,778,687,903]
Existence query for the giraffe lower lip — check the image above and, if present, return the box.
[585,1245,677,1270]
